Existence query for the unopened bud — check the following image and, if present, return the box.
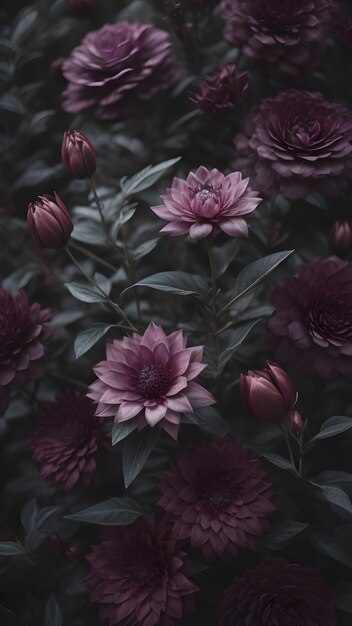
[61,130,97,180]
[27,192,73,249]
[240,361,296,422]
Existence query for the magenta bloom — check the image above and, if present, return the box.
[240,361,296,422]
[233,90,352,200]
[222,0,332,75]
[268,257,352,381]
[87,323,215,440]
[86,515,198,626]
[218,558,336,626]
[158,436,275,561]
[190,64,248,113]
[151,167,261,240]
[62,22,176,120]
[0,289,52,416]
[30,389,101,491]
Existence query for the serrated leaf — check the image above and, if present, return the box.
[123,271,208,298]
[74,324,113,359]
[112,420,138,445]
[65,497,143,525]
[44,595,62,626]
[0,542,25,556]
[263,519,308,550]
[122,429,159,488]
[121,157,181,196]
[64,282,107,304]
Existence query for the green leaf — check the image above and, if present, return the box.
[122,271,208,298]
[212,240,240,278]
[261,452,295,472]
[311,531,352,569]
[71,221,106,246]
[65,497,143,525]
[64,282,107,304]
[21,499,38,533]
[308,416,352,444]
[121,157,181,196]
[313,484,352,517]
[44,595,63,626]
[263,519,309,550]
[112,420,138,445]
[132,238,159,262]
[314,471,352,491]
[0,542,25,556]
[218,321,259,370]
[74,324,113,359]
[222,250,293,312]
[122,429,159,488]
[183,407,228,435]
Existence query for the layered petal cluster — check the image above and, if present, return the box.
[267,257,352,381]
[30,389,101,491]
[240,361,296,422]
[0,289,52,416]
[158,436,275,561]
[190,64,248,113]
[62,22,176,119]
[233,90,352,200]
[87,323,215,440]
[151,166,261,240]
[86,515,198,626]
[218,558,336,626]
[222,0,332,75]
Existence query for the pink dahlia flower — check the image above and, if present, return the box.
[158,436,276,561]
[218,558,336,626]
[30,389,101,491]
[62,22,176,120]
[151,166,261,240]
[87,323,215,440]
[0,288,52,416]
[86,514,198,626]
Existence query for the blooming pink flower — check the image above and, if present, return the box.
[86,515,198,626]
[158,436,276,561]
[151,166,261,240]
[30,389,101,491]
[87,323,215,440]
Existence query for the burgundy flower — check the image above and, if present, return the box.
[233,90,352,200]
[86,515,198,626]
[217,558,336,626]
[27,192,73,249]
[62,22,176,120]
[0,289,52,416]
[267,256,352,381]
[87,323,215,440]
[151,166,261,239]
[329,220,352,256]
[222,0,332,75]
[158,436,275,561]
[30,389,101,491]
[190,64,248,113]
[240,361,296,422]
[61,130,97,180]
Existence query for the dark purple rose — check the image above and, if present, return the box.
[62,22,176,120]
[222,0,332,75]
[217,558,336,626]
[190,64,248,113]
[27,192,73,249]
[233,90,352,200]
[61,130,96,180]
[329,220,352,256]
[0,289,52,416]
[86,515,198,626]
[69,0,93,17]
[267,256,352,380]
[240,361,296,422]
[30,389,101,491]
[158,436,275,561]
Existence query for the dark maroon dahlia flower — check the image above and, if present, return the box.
[158,436,275,561]
[217,558,336,626]
[86,515,198,626]
[62,21,176,120]
[233,90,352,200]
[0,288,52,416]
[190,64,248,113]
[30,389,101,491]
[222,0,332,75]
[267,257,352,381]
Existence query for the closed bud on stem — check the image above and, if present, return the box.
[27,192,73,249]
[288,410,304,437]
[240,361,296,422]
[329,220,352,256]
[61,130,97,180]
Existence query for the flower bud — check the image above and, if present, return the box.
[240,361,296,422]
[69,0,93,17]
[288,410,304,437]
[27,192,73,249]
[329,220,352,256]
[61,130,97,180]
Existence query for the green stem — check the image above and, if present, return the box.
[120,225,142,328]
[206,239,217,310]
[281,424,300,478]
[70,241,117,273]
[88,177,124,258]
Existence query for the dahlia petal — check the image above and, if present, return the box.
[145,404,167,425]
[116,402,142,422]
[218,217,249,238]
[186,382,216,408]
[189,222,213,240]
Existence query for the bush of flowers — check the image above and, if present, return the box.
[1,0,352,624]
